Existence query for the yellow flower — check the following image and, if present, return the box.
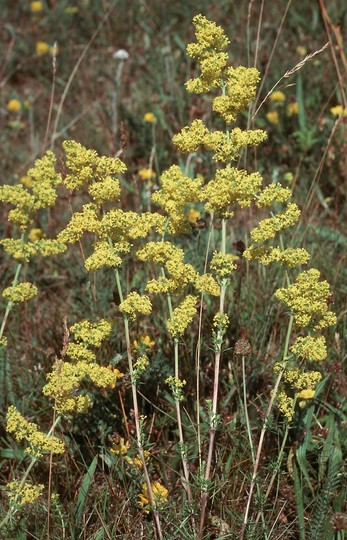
[143,112,156,123]
[30,1,43,13]
[2,283,38,304]
[36,41,50,56]
[138,481,168,513]
[283,172,294,183]
[28,228,43,242]
[110,437,129,455]
[296,46,307,57]
[133,334,155,351]
[287,102,299,116]
[7,99,21,113]
[330,105,347,117]
[266,111,279,125]
[187,208,200,223]
[8,482,44,506]
[297,389,315,400]
[138,167,156,181]
[270,91,286,103]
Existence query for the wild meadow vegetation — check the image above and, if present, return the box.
[0,1,346,539]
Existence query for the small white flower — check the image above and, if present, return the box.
[113,49,129,61]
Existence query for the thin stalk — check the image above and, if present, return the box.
[0,262,21,341]
[114,268,163,539]
[240,314,294,540]
[196,215,215,469]
[161,267,192,503]
[242,356,268,538]
[198,218,227,539]
[253,422,291,529]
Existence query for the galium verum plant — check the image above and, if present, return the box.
[0,14,337,539]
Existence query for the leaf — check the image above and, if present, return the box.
[75,455,98,523]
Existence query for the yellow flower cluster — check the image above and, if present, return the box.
[166,375,186,401]
[330,105,347,117]
[63,140,126,197]
[273,269,335,420]
[250,203,300,243]
[138,481,168,513]
[138,242,196,294]
[287,102,299,116]
[30,1,43,13]
[6,406,64,458]
[210,251,238,279]
[133,334,155,352]
[274,363,322,420]
[173,120,266,163]
[194,273,220,296]
[7,99,22,113]
[143,112,156,123]
[151,165,203,233]
[70,319,113,347]
[275,269,336,330]
[58,150,165,271]
[167,295,198,337]
[290,335,327,362]
[202,166,263,217]
[270,91,286,102]
[110,436,129,455]
[275,391,294,422]
[133,355,149,381]
[185,14,230,93]
[7,482,44,506]
[119,292,152,321]
[0,151,62,231]
[43,320,122,414]
[44,360,123,415]
[212,66,261,124]
[244,245,310,268]
[138,167,156,181]
[2,282,38,303]
[1,238,66,262]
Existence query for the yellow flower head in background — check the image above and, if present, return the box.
[287,102,299,116]
[143,112,156,123]
[133,334,155,351]
[30,1,43,13]
[187,208,201,223]
[266,111,279,125]
[330,105,347,117]
[270,91,286,103]
[36,41,50,56]
[296,45,307,57]
[138,167,156,181]
[7,99,21,113]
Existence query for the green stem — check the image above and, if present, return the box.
[114,267,163,539]
[198,218,227,539]
[161,266,192,503]
[242,355,268,538]
[240,314,294,540]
